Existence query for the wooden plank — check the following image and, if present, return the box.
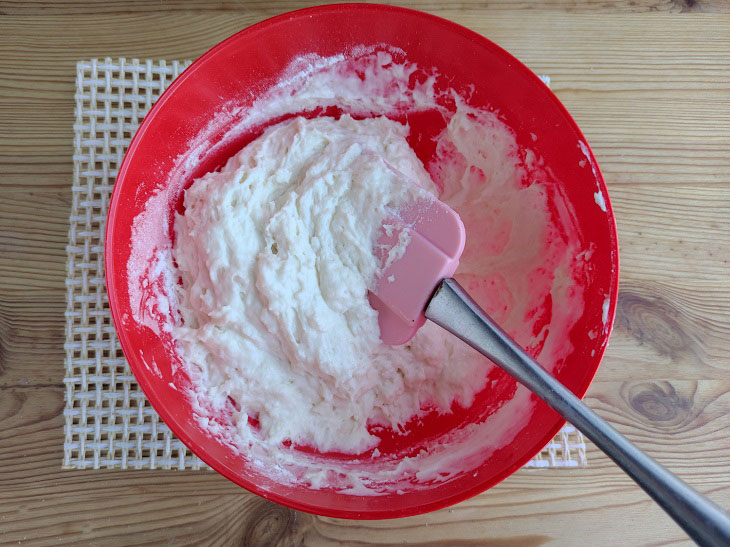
[4,383,730,491]
[1,14,728,189]
[0,190,68,291]
[0,12,729,103]
[1,185,728,393]
[0,482,703,547]
[1,182,728,388]
[0,104,73,190]
[0,386,727,545]
[3,95,729,189]
[0,0,727,16]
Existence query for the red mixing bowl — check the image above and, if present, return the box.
[106,4,618,518]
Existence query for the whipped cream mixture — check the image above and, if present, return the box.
[127,48,592,493]
[172,114,482,454]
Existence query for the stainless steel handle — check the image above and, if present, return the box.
[425,278,730,547]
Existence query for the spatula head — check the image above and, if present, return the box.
[369,198,466,345]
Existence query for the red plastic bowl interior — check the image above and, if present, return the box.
[106,4,618,519]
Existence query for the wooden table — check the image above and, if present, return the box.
[1,1,729,545]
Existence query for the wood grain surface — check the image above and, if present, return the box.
[1,1,729,545]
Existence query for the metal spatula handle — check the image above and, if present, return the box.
[426,278,730,547]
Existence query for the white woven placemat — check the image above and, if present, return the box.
[63,58,587,471]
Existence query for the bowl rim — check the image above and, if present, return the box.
[105,2,619,519]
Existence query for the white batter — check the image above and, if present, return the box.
[172,115,485,454]
[127,49,591,491]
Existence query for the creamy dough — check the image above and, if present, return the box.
[172,115,485,454]
[126,49,591,492]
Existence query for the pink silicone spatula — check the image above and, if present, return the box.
[370,198,730,547]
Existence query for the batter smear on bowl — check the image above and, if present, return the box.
[127,48,591,492]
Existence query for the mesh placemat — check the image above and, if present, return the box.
[63,58,587,471]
